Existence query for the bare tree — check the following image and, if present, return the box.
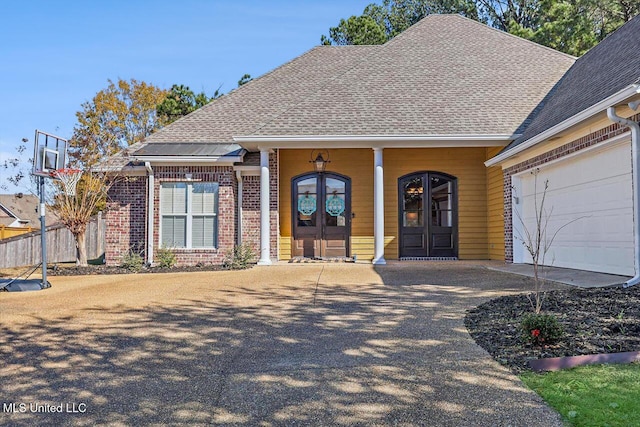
[513,169,584,313]
[51,170,114,266]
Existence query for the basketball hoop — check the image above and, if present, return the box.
[51,168,83,196]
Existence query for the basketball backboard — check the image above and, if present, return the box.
[33,130,68,178]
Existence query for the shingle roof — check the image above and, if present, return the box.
[253,15,574,137]
[142,45,378,145]
[134,14,574,154]
[0,194,55,228]
[504,14,640,152]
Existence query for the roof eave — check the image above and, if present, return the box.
[134,155,244,166]
[486,83,640,167]
[0,203,19,220]
[234,134,517,151]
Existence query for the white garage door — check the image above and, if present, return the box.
[513,139,634,276]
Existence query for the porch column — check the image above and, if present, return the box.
[145,162,154,266]
[235,170,243,246]
[258,148,272,265]
[373,147,386,265]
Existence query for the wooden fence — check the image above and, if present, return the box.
[0,225,35,240]
[0,213,105,269]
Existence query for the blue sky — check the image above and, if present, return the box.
[0,0,371,188]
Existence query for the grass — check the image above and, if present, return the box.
[520,362,640,426]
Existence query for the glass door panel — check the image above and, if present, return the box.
[399,175,427,256]
[325,177,346,227]
[403,176,424,227]
[296,177,317,227]
[429,174,455,255]
[399,172,457,258]
[430,177,453,227]
[292,173,351,258]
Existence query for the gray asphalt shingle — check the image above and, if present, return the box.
[137,14,574,152]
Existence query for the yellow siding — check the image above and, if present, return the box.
[486,147,505,260]
[0,225,35,240]
[384,148,490,259]
[279,147,492,260]
[279,149,374,260]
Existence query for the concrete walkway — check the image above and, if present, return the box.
[0,263,564,426]
[479,260,631,288]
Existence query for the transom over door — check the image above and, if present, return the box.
[292,172,351,258]
[399,172,457,258]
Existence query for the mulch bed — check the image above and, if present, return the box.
[47,263,232,276]
[465,285,640,373]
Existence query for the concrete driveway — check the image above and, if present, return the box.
[0,262,564,426]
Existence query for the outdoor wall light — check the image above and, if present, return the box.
[310,149,330,172]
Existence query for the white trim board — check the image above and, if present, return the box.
[234,134,514,151]
[510,132,631,178]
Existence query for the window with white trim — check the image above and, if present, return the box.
[160,182,219,248]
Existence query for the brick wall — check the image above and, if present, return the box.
[153,166,235,266]
[105,153,280,267]
[241,151,279,259]
[241,176,261,255]
[105,177,147,266]
[502,113,639,262]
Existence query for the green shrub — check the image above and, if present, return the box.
[120,250,144,273]
[223,242,256,270]
[156,246,176,269]
[521,313,564,346]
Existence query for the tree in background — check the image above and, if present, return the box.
[1,138,28,191]
[157,75,252,125]
[68,78,167,168]
[475,0,540,32]
[322,0,637,55]
[156,84,221,125]
[237,74,253,87]
[64,78,166,264]
[321,15,388,45]
[321,0,478,45]
[507,0,640,56]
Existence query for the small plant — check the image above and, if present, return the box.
[521,313,564,346]
[155,246,176,269]
[223,242,256,270]
[120,249,144,273]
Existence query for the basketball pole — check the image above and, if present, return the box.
[39,174,48,288]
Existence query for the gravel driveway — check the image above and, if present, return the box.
[0,262,563,426]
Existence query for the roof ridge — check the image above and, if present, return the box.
[384,13,576,61]
[247,14,574,138]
